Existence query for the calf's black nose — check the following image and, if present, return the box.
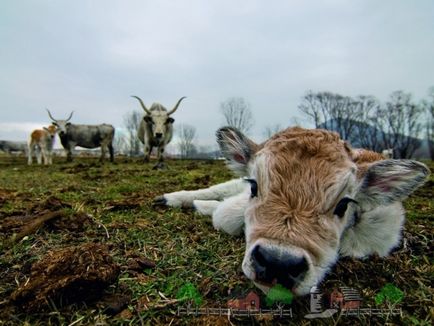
[251,245,308,288]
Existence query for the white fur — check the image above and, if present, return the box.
[340,202,405,257]
[193,200,220,216]
[163,178,246,208]
[210,190,250,236]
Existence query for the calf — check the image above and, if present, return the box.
[28,125,57,165]
[155,127,429,295]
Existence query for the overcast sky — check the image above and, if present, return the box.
[1,0,433,150]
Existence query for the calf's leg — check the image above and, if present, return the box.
[154,178,247,208]
[194,190,249,236]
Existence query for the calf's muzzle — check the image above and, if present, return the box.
[251,244,308,289]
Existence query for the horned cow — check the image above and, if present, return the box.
[28,125,57,165]
[47,110,115,162]
[155,127,430,295]
[131,96,186,169]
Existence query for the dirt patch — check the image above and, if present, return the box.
[0,210,92,243]
[31,196,72,212]
[11,243,120,312]
[193,174,211,186]
[104,198,142,212]
[124,252,156,274]
[0,189,18,205]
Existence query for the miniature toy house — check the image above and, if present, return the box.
[227,291,260,310]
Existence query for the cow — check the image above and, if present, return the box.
[131,96,186,169]
[381,148,394,159]
[154,127,430,296]
[0,140,27,155]
[27,125,57,165]
[47,110,115,162]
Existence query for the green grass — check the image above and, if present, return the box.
[0,156,432,325]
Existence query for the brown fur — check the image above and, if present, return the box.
[31,125,57,142]
[248,127,383,265]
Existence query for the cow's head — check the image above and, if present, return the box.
[217,126,429,295]
[43,124,58,140]
[46,109,73,136]
[131,96,186,144]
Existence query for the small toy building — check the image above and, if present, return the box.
[330,287,362,310]
[227,291,260,310]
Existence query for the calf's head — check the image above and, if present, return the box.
[43,124,58,140]
[217,126,429,295]
[47,109,73,136]
[131,96,186,143]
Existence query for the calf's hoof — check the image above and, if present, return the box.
[152,162,167,170]
[153,196,167,207]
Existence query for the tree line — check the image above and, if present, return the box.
[299,88,434,159]
[117,87,434,160]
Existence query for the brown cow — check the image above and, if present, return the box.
[28,125,57,165]
[155,127,430,295]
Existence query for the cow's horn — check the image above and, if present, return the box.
[46,109,58,122]
[131,96,151,115]
[65,111,74,122]
[167,96,187,116]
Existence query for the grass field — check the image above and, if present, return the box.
[0,156,432,325]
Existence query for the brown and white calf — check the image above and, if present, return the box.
[28,125,57,165]
[155,127,430,295]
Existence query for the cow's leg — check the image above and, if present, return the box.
[27,143,34,165]
[153,146,166,170]
[154,178,248,208]
[143,144,151,163]
[108,143,114,162]
[100,144,107,163]
[36,146,42,164]
[41,145,48,165]
[48,150,53,165]
[65,143,75,162]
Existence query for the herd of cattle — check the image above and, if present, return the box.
[0,96,187,169]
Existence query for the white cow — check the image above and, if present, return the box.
[131,96,186,169]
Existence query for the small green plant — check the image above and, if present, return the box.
[265,284,293,307]
[375,283,404,306]
[176,282,203,306]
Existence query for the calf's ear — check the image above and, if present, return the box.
[216,126,259,175]
[356,160,430,207]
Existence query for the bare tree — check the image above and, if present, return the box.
[352,95,384,151]
[298,91,360,140]
[177,124,197,158]
[263,124,283,139]
[298,90,323,128]
[113,132,128,155]
[123,110,142,156]
[379,91,424,158]
[220,97,254,134]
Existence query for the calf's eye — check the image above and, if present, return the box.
[245,179,258,198]
[333,197,357,218]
